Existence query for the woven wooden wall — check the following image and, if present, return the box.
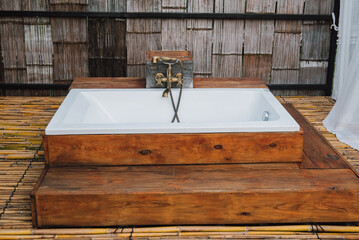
[0,0,334,95]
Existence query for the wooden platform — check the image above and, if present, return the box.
[31,102,359,227]
[1,95,359,238]
[29,77,359,228]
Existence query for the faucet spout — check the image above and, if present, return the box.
[162,88,169,98]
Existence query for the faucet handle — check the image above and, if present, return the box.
[155,73,165,86]
[174,73,183,86]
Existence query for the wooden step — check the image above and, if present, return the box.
[32,166,359,227]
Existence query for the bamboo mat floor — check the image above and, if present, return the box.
[0,96,359,239]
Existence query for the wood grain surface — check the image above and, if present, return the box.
[44,131,303,166]
[34,167,359,227]
[284,104,349,169]
[69,77,267,89]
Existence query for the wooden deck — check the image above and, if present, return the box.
[1,96,359,239]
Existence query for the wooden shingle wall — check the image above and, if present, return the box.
[0,0,334,96]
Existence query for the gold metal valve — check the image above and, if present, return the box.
[153,59,183,87]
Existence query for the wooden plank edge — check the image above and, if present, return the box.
[284,103,356,173]
[30,166,49,228]
[43,135,49,166]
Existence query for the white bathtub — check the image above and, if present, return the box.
[45,88,299,135]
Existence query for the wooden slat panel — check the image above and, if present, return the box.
[50,0,88,83]
[213,0,245,55]
[271,70,299,85]
[161,8,187,51]
[244,20,274,54]
[49,1,87,43]
[34,167,359,227]
[53,43,88,82]
[0,35,3,85]
[0,0,22,10]
[272,33,301,69]
[3,69,27,84]
[88,0,126,12]
[187,0,214,29]
[275,0,304,33]
[298,61,327,96]
[243,55,271,83]
[213,20,244,54]
[187,30,212,74]
[0,21,26,69]
[22,0,48,11]
[45,131,303,167]
[24,24,53,84]
[126,64,146,77]
[304,0,334,15]
[162,0,186,8]
[0,19,27,95]
[214,0,245,13]
[246,0,276,13]
[244,0,275,55]
[270,70,299,96]
[284,103,349,169]
[126,0,161,33]
[301,25,330,61]
[211,55,242,78]
[88,18,126,77]
[126,33,161,65]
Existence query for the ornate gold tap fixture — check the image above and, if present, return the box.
[151,56,184,122]
[152,56,183,87]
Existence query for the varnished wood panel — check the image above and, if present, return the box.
[33,167,359,227]
[69,77,146,90]
[30,166,49,228]
[44,131,303,167]
[69,77,267,89]
[284,104,349,169]
[146,51,193,61]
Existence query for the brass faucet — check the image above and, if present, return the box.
[151,56,184,123]
[152,56,183,88]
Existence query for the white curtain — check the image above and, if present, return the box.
[323,0,359,150]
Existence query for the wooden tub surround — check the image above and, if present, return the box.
[31,77,359,227]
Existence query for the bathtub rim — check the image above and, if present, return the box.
[45,88,300,135]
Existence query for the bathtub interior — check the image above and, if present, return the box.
[62,89,279,124]
[45,88,300,134]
